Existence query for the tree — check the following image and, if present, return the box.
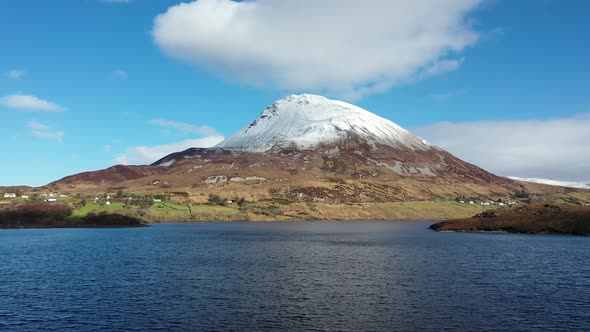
[184,198,193,218]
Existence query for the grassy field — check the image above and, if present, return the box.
[72,202,246,222]
[372,201,498,220]
[72,203,126,216]
[69,200,502,222]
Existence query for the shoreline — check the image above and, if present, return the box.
[0,224,147,230]
[432,229,588,236]
[0,218,443,230]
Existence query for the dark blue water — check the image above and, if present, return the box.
[0,222,588,331]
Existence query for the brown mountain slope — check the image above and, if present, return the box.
[44,142,590,204]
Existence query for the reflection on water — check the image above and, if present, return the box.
[0,221,588,331]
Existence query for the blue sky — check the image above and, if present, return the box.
[1,0,589,186]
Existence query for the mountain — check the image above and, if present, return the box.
[215,94,432,152]
[47,94,588,204]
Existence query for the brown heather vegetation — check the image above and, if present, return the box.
[430,203,590,236]
[0,203,144,228]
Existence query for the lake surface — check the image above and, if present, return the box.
[0,221,588,331]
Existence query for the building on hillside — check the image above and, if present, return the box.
[106,201,111,205]
[47,198,57,202]
[21,195,29,199]
[3,193,16,198]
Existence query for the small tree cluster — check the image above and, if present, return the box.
[208,194,223,205]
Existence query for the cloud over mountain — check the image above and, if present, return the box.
[153,0,481,99]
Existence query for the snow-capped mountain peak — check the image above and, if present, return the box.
[215,94,433,152]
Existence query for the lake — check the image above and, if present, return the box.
[0,221,588,331]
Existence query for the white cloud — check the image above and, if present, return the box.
[149,119,220,136]
[112,69,128,78]
[115,136,224,165]
[507,177,590,190]
[28,120,50,131]
[153,0,481,99]
[1,94,64,112]
[28,120,64,142]
[413,114,590,182]
[6,69,25,80]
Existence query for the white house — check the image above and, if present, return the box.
[106,201,111,205]
[3,193,16,198]
[59,194,68,198]
[47,198,57,202]
[153,199,162,203]
[21,195,29,199]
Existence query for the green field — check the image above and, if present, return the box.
[72,203,126,216]
[73,202,246,222]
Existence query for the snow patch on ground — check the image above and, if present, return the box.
[158,159,175,167]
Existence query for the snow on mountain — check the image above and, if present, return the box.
[216,94,434,152]
[508,177,590,189]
